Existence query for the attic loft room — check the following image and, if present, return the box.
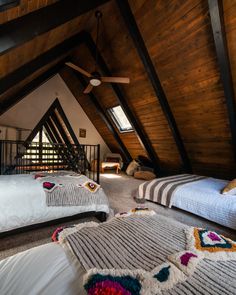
[1,0,236,294]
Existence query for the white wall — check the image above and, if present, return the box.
[0,74,110,159]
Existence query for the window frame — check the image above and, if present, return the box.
[107,105,134,133]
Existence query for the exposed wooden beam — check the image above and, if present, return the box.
[0,0,110,55]
[70,70,132,163]
[0,0,20,12]
[44,121,59,144]
[0,61,65,115]
[25,99,60,143]
[50,112,71,145]
[55,99,80,145]
[208,0,236,158]
[83,32,162,174]
[46,119,63,144]
[0,32,87,95]
[116,0,191,173]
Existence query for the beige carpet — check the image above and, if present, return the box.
[0,172,235,260]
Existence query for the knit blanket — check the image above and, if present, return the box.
[138,174,206,207]
[38,175,108,207]
[59,215,236,295]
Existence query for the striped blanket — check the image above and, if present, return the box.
[60,215,236,294]
[138,174,206,208]
[38,175,108,207]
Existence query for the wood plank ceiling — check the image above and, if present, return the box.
[0,0,236,179]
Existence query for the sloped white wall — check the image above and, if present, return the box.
[0,74,110,159]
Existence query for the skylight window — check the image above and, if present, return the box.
[108,105,133,133]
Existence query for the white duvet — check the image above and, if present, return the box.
[172,177,236,229]
[0,174,109,233]
[0,243,85,295]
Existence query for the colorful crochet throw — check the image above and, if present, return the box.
[57,215,236,294]
[185,227,236,260]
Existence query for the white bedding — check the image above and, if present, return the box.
[172,177,236,229]
[0,174,109,233]
[0,243,85,295]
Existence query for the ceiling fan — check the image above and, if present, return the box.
[65,11,130,94]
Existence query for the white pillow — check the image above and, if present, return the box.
[126,160,139,176]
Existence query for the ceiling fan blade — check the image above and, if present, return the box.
[83,83,93,94]
[101,77,130,84]
[65,62,91,78]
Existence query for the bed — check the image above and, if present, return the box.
[138,174,236,229]
[0,214,236,295]
[0,172,109,234]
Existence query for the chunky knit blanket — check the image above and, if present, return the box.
[38,175,108,207]
[138,174,206,207]
[59,215,236,295]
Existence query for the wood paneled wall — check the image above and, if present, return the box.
[78,0,235,178]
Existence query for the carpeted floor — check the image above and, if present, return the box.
[0,172,236,260]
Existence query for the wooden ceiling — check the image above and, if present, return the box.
[1,0,236,179]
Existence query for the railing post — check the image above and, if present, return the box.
[97,144,100,184]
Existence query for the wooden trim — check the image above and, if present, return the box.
[83,32,162,174]
[208,0,236,158]
[72,72,132,163]
[0,0,110,56]
[0,61,65,115]
[116,0,191,173]
[0,32,86,95]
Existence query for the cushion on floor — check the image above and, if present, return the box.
[134,170,156,180]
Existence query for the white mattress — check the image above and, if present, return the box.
[0,174,109,233]
[0,243,86,295]
[172,177,236,229]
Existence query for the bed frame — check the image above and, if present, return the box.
[0,211,107,238]
[0,140,107,237]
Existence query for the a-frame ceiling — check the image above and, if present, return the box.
[0,0,236,179]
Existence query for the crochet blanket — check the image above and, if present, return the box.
[38,175,108,207]
[138,174,206,207]
[59,215,236,295]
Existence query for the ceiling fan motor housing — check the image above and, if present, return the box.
[90,71,101,86]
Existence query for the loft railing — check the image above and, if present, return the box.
[0,140,100,183]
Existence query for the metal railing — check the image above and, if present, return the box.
[0,140,100,183]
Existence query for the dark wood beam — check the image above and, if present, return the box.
[25,99,60,143]
[71,70,132,163]
[83,32,162,174]
[50,112,71,145]
[0,0,110,55]
[208,0,236,158]
[55,99,80,145]
[46,119,63,144]
[0,61,65,115]
[44,121,59,144]
[0,32,87,95]
[116,0,191,173]
[0,0,20,12]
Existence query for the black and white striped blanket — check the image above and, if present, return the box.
[138,174,206,208]
[60,215,236,294]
